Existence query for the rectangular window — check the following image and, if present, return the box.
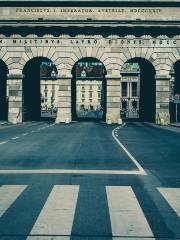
[121,82,127,97]
[89,92,92,98]
[132,82,137,97]
[98,92,101,99]
[82,93,85,98]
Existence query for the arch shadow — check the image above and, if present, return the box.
[0,60,8,121]
[170,60,180,122]
[22,57,58,121]
[121,57,156,123]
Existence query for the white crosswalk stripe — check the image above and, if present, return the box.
[158,187,180,217]
[27,185,79,240]
[0,185,180,239]
[0,185,27,218]
[106,186,154,239]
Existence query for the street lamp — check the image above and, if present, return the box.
[51,69,57,79]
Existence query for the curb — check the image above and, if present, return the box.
[169,124,180,128]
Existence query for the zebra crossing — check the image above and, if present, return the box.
[0,185,179,239]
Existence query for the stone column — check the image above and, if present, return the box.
[155,75,171,125]
[55,76,72,123]
[7,74,23,124]
[106,77,121,123]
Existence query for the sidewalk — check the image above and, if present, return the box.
[0,121,10,126]
[170,122,180,128]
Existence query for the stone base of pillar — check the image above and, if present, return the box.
[55,108,72,123]
[106,111,120,124]
[156,110,170,125]
[8,111,22,124]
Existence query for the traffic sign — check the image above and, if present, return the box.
[173,94,180,103]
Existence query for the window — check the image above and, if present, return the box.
[122,100,127,109]
[82,93,85,98]
[122,82,127,97]
[132,82,137,97]
[98,92,101,99]
[89,92,92,98]
[89,85,93,91]
[132,100,137,109]
[82,86,85,91]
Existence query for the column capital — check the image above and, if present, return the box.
[106,75,121,79]
[155,75,171,80]
[7,74,24,80]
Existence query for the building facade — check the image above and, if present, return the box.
[0,1,180,124]
[120,63,140,119]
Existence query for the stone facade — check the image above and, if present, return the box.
[0,5,179,124]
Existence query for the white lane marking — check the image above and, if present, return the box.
[11,136,19,140]
[0,141,9,145]
[106,186,154,238]
[0,185,27,218]
[0,124,55,145]
[28,185,79,238]
[112,124,147,175]
[158,188,180,217]
[27,237,70,240]
[0,169,146,175]
[22,133,29,136]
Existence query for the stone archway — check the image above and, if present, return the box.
[71,57,107,121]
[22,57,58,121]
[120,57,156,122]
[0,60,8,121]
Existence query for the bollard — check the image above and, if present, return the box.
[107,119,112,124]
[118,118,122,125]
[65,118,70,124]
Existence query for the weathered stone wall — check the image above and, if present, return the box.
[0,34,179,124]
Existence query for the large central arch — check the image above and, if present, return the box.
[22,57,58,121]
[120,57,156,122]
[71,57,107,121]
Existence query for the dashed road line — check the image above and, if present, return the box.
[22,133,29,136]
[0,123,55,146]
[11,136,19,140]
[0,141,9,145]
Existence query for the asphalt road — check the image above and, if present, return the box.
[0,121,179,240]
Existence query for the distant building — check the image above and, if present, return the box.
[76,80,102,111]
[40,62,58,110]
[40,80,58,110]
[120,63,140,119]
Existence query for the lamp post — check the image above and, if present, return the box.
[51,69,57,79]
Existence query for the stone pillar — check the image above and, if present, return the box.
[106,77,121,123]
[155,75,171,125]
[7,74,23,124]
[55,76,72,123]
